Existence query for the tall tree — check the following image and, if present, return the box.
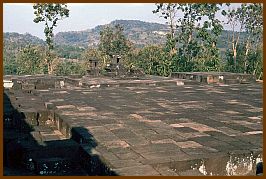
[33,3,69,74]
[98,25,132,58]
[153,3,178,40]
[222,4,242,71]
[240,3,263,77]
[154,3,224,72]
[222,3,263,78]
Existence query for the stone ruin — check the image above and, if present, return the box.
[86,55,145,79]
[87,58,100,77]
[3,71,262,176]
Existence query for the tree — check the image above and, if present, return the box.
[4,59,17,75]
[222,3,263,79]
[240,3,263,78]
[137,45,161,75]
[3,42,17,75]
[132,45,172,76]
[54,61,86,76]
[16,45,45,75]
[98,24,132,58]
[222,4,244,71]
[154,3,224,73]
[33,3,69,74]
[153,3,178,40]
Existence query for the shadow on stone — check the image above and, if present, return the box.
[4,91,117,176]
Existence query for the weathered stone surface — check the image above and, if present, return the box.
[3,74,262,176]
[115,165,161,176]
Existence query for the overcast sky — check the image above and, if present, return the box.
[3,3,241,40]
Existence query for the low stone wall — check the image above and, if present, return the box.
[4,75,65,90]
[171,72,256,84]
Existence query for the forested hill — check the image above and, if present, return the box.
[4,32,45,48]
[3,32,85,60]
[4,20,248,59]
[54,20,170,48]
[3,32,46,63]
[54,19,247,49]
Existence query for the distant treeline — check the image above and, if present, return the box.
[3,3,263,80]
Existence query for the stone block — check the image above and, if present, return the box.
[22,83,35,90]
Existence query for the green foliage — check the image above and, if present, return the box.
[222,3,263,79]
[52,20,246,51]
[3,33,46,75]
[33,3,69,50]
[33,3,69,74]
[154,3,224,73]
[80,48,110,70]
[54,61,86,76]
[99,25,132,57]
[123,49,139,70]
[224,45,263,79]
[3,4,262,79]
[54,45,85,59]
[4,59,18,75]
[248,47,263,79]
[16,45,45,75]
[136,46,163,75]
[54,20,168,48]
[125,45,172,77]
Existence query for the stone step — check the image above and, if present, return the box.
[11,109,49,129]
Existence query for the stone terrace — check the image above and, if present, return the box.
[3,74,263,176]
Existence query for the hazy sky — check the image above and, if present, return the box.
[4,3,241,40]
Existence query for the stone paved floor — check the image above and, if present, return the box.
[35,82,263,175]
[4,75,263,175]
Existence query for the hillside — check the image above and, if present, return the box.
[4,32,45,46]
[54,20,248,50]
[54,20,170,48]
[3,32,45,62]
[3,32,86,60]
[4,20,248,61]
[4,32,45,54]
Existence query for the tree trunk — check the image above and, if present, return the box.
[243,36,250,74]
[253,61,259,76]
[47,62,52,75]
[258,71,262,80]
[233,48,237,71]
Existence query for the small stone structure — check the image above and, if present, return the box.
[87,58,100,77]
[85,55,145,79]
[104,55,145,78]
[104,55,124,77]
